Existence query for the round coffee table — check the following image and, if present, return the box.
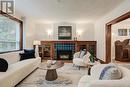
[39,61,64,81]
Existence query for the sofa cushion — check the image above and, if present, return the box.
[99,63,122,80]
[78,75,94,87]
[0,58,8,72]
[24,49,35,54]
[19,53,35,61]
[83,51,91,62]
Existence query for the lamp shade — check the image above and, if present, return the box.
[33,40,41,45]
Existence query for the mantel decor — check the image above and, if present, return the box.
[58,26,72,40]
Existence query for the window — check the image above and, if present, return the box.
[129,29,130,36]
[0,12,23,53]
[118,29,127,36]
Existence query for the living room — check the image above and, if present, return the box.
[0,0,130,87]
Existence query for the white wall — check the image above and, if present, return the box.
[23,18,36,48]
[13,11,36,49]
[76,23,95,40]
[95,0,130,61]
[34,22,95,41]
[34,23,54,40]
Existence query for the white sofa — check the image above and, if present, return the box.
[0,51,41,87]
[78,64,130,87]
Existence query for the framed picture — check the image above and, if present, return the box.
[58,26,72,40]
[118,29,127,36]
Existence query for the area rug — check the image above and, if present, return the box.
[16,63,88,87]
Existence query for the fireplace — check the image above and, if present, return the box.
[54,43,75,60]
[57,50,72,60]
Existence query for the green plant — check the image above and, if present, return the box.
[89,49,95,63]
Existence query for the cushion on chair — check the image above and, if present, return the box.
[82,52,91,63]
[79,49,86,58]
[99,63,122,80]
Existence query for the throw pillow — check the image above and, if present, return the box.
[79,49,86,58]
[83,51,91,63]
[0,58,8,72]
[99,63,122,80]
[24,49,35,54]
[19,52,35,61]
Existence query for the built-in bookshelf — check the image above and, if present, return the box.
[38,41,97,60]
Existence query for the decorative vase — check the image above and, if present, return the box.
[47,60,52,68]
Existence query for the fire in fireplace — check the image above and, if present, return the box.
[57,50,72,60]
[54,43,75,60]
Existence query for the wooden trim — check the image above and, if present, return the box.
[20,21,23,50]
[0,11,22,23]
[41,40,96,43]
[0,10,23,52]
[106,12,130,63]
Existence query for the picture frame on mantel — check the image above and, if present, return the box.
[58,26,72,40]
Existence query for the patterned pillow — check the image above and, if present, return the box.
[99,63,122,80]
[79,49,86,58]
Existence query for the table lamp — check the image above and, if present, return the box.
[33,40,41,57]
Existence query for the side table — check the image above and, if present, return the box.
[87,63,95,75]
[87,61,100,75]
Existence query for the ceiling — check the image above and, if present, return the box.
[15,0,125,23]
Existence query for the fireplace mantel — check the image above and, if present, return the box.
[38,40,97,60]
[41,40,96,43]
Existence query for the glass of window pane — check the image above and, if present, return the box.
[0,15,20,52]
[118,29,127,36]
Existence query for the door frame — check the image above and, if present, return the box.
[106,12,130,63]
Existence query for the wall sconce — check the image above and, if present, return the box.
[76,30,83,37]
[47,29,53,38]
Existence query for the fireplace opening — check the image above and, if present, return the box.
[54,43,75,60]
[57,50,72,60]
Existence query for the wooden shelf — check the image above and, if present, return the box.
[38,41,97,60]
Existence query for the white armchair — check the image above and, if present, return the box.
[73,51,90,69]
[78,64,130,87]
